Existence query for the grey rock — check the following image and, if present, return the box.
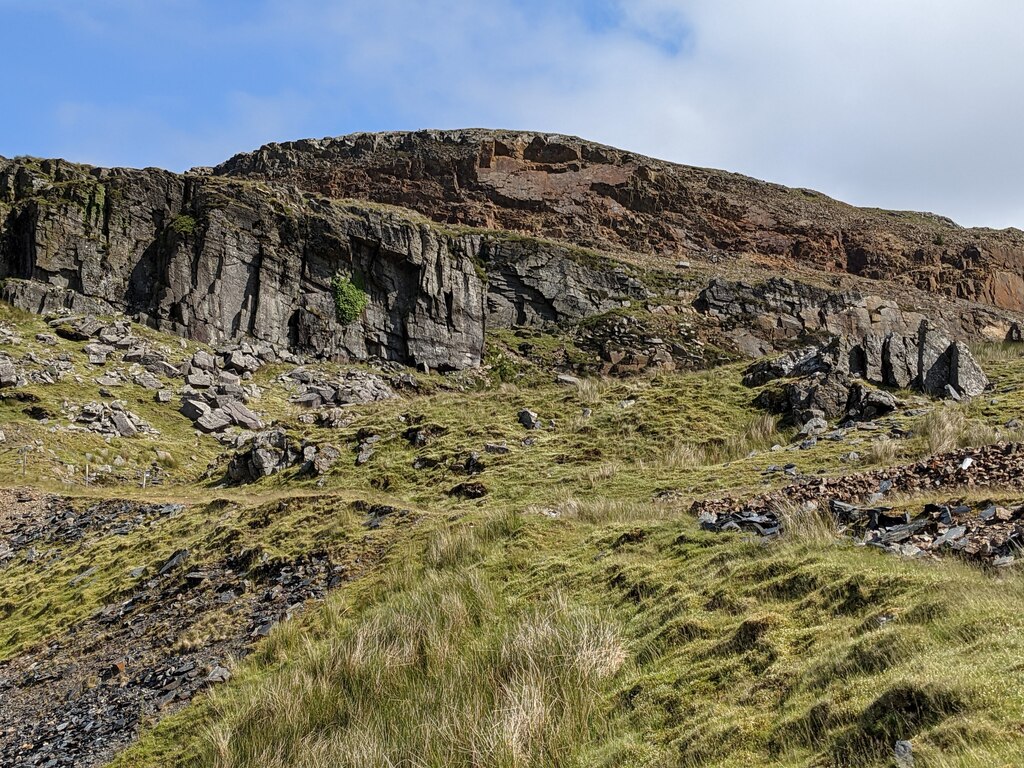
[0,361,17,388]
[147,360,180,378]
[156,389,174,403]
[180,398,211,421]
[844,383,899,422]
[227,428,298,482]
[311,444,341,475]
[356,435,380,465]
[196,409,233,433]
[83,342,115,365]
[518,409,542,430]
[291,391,323,409]
[894,740,914,767]
[186,371,214,388]
[191,350,216,370]
[109,411,138,437]
[135,372,163,390]
[798,416,828,437]
[221,400,264,430]
[223,350,261,374]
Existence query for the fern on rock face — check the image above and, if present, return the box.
[331,272,369,324]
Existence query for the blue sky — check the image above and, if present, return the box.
[2,1,1023,228]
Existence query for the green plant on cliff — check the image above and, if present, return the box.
[331,271,369,324]
[169,214,198,237]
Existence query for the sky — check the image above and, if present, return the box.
[2,0,1023,228]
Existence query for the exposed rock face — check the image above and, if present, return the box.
[213,129,1024,313]
[4,131,1024,373]
[0,157,644,371]
[748,324,989,426]
[697,277,1021,352]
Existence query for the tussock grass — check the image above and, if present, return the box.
[863,435,900,466]
[659,412,782,470]
[969,341,1024,363]
[119,509,1024,768]
[195,566,624,768]
[910,405,1024,457]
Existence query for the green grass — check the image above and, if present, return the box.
[170,214,198,236]
[4,308,1024,766]
[114,501,1024,767]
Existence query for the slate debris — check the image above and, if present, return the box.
[285,368,396,409]
[690,442,1024,567]
[0,490,411,768]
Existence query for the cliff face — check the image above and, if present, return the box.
[2,129,1023,371]
[215,129,1024,312]
[0,155,644,370]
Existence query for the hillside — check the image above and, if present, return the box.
[1,131,1024,767]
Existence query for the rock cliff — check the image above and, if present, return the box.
[3,129,1024,371]
[214,129,1024,312]
[0,155,644,370]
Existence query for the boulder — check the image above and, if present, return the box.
[518,409,542,430]
[221,400,264,431]
[191,350,216,371]
[135,372,163,390]
[83,343,115,365]
[311,444,341,476]
[0,361,18,388]
[747,322,988,427]
[186,371,214,388]
[109,411,138,438]
[844,383,899,422]
[195,409,233,433]
[180,398,211,421]
[227,428,299,482]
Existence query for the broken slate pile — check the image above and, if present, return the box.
[0,495,183,565]
[285,368,396,409]
[691,443,1024,518]
[830,498,1021,566]
[65,401,157,438]
[0,489,415,768]
[689,442,1024,566]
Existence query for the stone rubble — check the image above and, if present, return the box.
[64,401,158,438]
[0,489,414,768]
[690,442,1024,566]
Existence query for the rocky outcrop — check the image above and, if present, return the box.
[0,157,645,371]
[697,276,1022,353]
[5,131,1024,373]
[213,129,1024,313]
[748,323,989,427]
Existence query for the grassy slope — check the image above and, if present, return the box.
[116,503,1024,768]
[4,305,1024,766]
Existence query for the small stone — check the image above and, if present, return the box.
[518,409,542,430]
[894,739,914,767]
